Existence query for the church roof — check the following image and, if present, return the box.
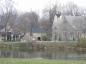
[65,16,86,31]
[53,15,86,32]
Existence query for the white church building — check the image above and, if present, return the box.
[52,13,86,41]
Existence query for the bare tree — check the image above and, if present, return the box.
[0,0,16,32]
[60,2,86,16]
[16,11,39,36]
[16,13,30,34]
[28,11,39,36]
[39,17,50,33]
[42,4,57,40]
[63,2,80,16]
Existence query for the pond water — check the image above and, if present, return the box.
[0,51,86,60]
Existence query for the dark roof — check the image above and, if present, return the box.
[32,27,41,33]
[28,25,45,33]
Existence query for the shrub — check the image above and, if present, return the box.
[75,38,86,54]
[42,35,49,41]
[77,38,86,48]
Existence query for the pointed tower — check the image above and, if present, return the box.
[52,11,61,41]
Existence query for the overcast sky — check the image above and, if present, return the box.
[13,0,86,15]
[1,0,86,16]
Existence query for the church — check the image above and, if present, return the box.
[52,12,86,41]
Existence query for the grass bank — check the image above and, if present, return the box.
[0,58,86,64]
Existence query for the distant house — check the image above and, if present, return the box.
[52,13,86,41]
[22,32,42,42]
[22,26,46,42]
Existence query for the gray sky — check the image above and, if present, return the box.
[14,0,86,10]
[5,0,86,15]
[13,0,86,15]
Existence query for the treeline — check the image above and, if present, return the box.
[0,0,86,41]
